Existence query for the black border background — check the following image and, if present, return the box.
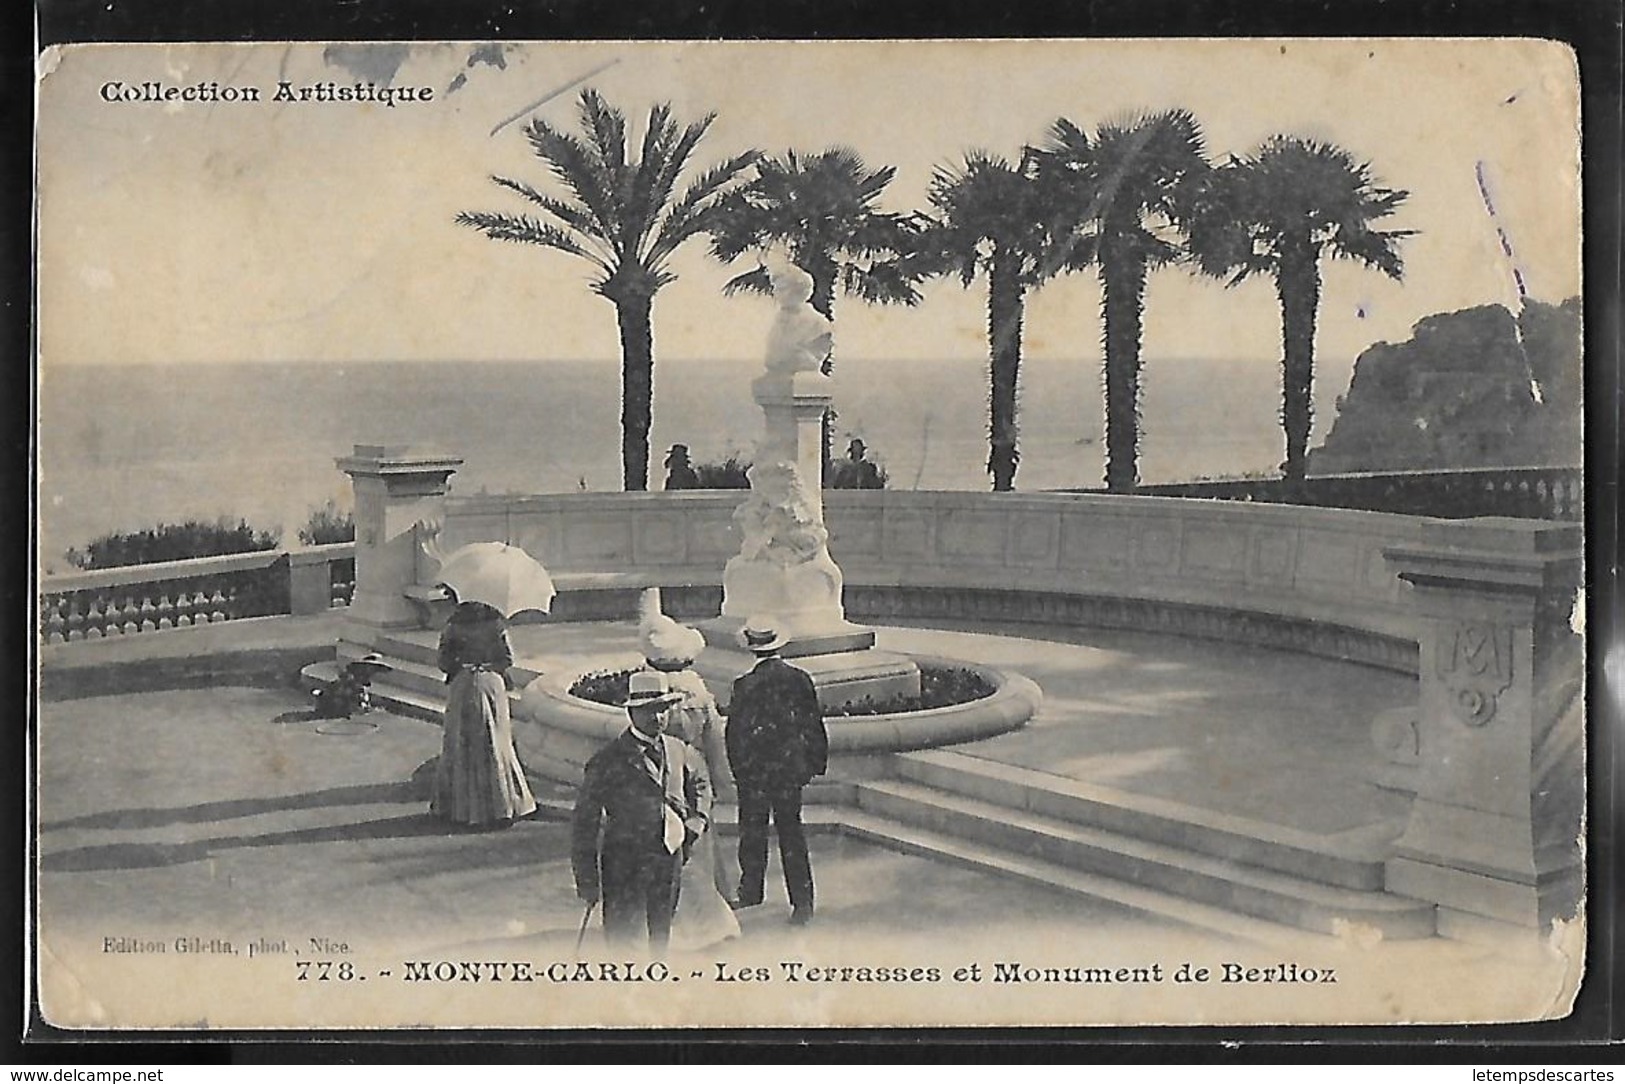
[14,0,1624,1063]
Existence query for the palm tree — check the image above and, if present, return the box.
[457,88,757,490]
[1034,110,1208,492]
[918,152,1059,492]
[707,148,925,481]
[1187,136,1411,481]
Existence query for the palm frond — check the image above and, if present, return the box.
[488,175,615,262]
[454,210,612,275]
[639,113,720,238]
[523,116,622,252]
[722,264,773,298]
[647,150,759,266]
[841,260,924,307]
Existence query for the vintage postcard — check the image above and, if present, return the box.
[32,38,1586,1031]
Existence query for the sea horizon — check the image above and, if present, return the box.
[37,355,1310,569]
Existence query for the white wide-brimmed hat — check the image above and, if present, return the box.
[622,670,685,710]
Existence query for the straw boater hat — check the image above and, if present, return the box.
[622,670,685,711]
[741,617,787,654]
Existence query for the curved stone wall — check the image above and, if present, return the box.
[427,490,1429,673]
[515,656,1043,784]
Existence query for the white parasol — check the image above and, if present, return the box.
[434,542,557,618]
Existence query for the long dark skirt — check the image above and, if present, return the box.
[431,670,537,825]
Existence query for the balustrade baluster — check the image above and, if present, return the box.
[138,597,158,632]
[85,596,106,639]
[42,598,66,644]
[118,595,139,635]
[156,593,174,629]
[175,590,199,627]
[209,590,228,623]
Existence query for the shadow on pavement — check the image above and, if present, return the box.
[41,759,440,831]
[40,810,570,873]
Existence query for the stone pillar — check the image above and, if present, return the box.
[337,445,462,632]
[286,549,335,615]
[1383,518,1584,937]
[752,370,832,522]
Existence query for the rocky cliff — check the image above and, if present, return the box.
[1308,298,1582,474]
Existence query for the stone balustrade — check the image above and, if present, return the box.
[418,489,1428,672]
[38,543,356,644]
[1105,465,1583,522]
[333,444,1589,935]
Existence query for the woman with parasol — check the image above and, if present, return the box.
[429,543,554,830]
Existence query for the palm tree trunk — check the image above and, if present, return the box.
[1276,251,1321,483]
[613,293,656,492]
[987,247,1024,492]
[1101,252,1147,492]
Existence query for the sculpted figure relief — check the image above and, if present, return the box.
[733,460,828,567]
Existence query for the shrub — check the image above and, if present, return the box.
[693,455,753,489]
[663,443,752,490]
[827,437,887,489]
[825,665,995,716]
[665,440,888,490]
[569,667,639,704]
[827,457,888,489]
[566,663,994,716]
[299,500,355,545]
[66,517,282,570]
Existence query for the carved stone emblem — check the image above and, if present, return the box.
[1436,621,1514,726]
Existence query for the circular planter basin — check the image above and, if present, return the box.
[515,654,1040,763]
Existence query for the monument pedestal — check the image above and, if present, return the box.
[337,444,462,644]
[695,636,921,712]
[710,353,919,709]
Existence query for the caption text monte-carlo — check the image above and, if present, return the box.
[104,937,1339,986]
[98,80,435,108]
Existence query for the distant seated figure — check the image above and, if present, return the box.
[844,439,882,489]
[314,654,386,719]
[664,444,700,491]
[763,256,833,376]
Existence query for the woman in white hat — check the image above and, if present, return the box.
[637,590,740,949]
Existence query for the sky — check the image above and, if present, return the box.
[37,39,1581,383]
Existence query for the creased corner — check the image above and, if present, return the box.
[38,935,109,1029]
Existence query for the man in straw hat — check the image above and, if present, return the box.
[726,617,829,926]
[571,671,713,955]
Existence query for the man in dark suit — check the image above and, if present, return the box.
[726,618,829,926]
[572,671,712,955]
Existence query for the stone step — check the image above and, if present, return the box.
[336,649,450,700]
[367,630,441,669]
[300,661,521,727]
[856,779,1436,939]
[895,750,1396,891]
[300,660,446,725]
[834,811,1287,943]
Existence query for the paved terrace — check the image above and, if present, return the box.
[33,612,1576,1029]
[498,619,1416,840]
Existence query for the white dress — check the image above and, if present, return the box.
[664,668,741,950]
